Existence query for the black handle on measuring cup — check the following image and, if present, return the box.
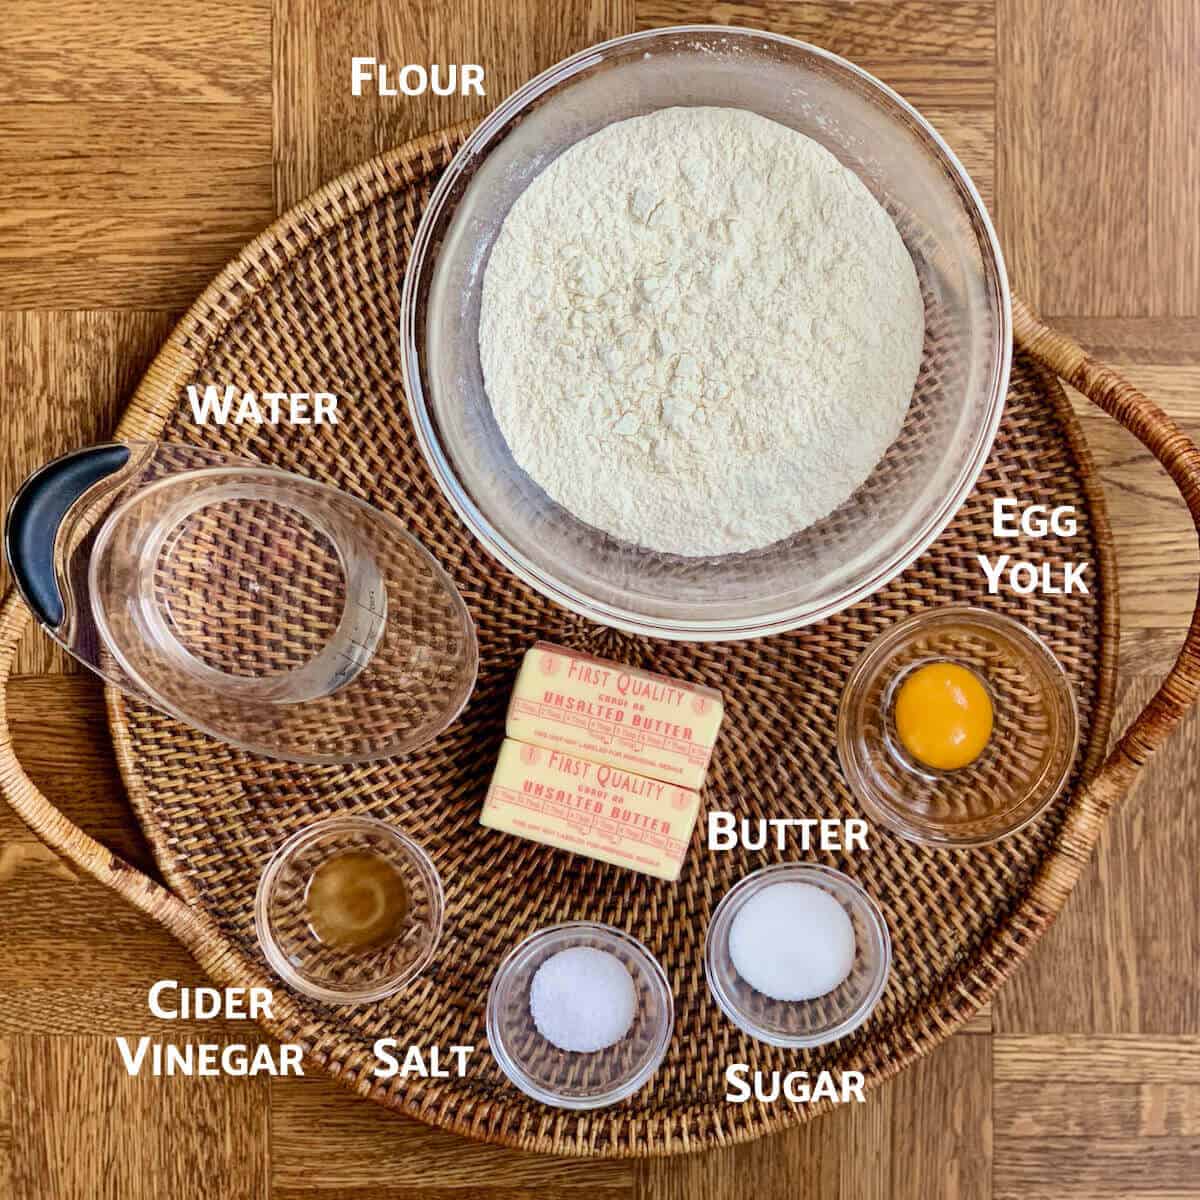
[4,443,131,629]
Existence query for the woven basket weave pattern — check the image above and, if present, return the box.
[94,128,1121,1155]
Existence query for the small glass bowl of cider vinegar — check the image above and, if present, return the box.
[837,607,1079,846]
[255,816,443,1004]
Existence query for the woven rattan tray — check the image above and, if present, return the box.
[3,125,1200,1158]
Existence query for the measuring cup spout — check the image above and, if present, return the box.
[5,443,133,629]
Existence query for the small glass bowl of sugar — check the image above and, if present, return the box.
[486,921,674,1109]
[705,864,891,1048]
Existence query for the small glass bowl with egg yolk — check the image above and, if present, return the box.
[837,607,1078,846]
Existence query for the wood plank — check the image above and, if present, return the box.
[0,196,274,312]
[994,680,1200,1034]
[0,104,271,207]
[995,1041,1200,1200]
[269,1074,635,1193]
[1118,627,1189,678]
[0,213,257,311]
[636,1,994,112]
[859,61,994,110]
[4,676,151,868]
[1038,0,1150,316]
[1047,316,1200,365]
[0,919,222,1039]
[273,0,323,212]
[0,885,273,1036]
[995,1035,1200,1082]
[274,0,638,206]
[373,0,640,142]
[635,2,995,65]
[0,0,273,308]
[0,0,271,103]
[996,1140,1200,1200]
[995,0,1042,304]
[272,1190,629,1200]
[0,1039,12,1197]
[1062,356,1200,635]
[995,1083,1200,1138]
[0,312,175,672]
[0,1037,270,1199]
[888,1034,992,1200]
[1148,0,1200,316]
[1044,314,1200,663]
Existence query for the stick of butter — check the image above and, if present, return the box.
[481,738,701,882]
[506,641,724,790]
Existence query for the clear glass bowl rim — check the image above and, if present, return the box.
[86,458,480,765]
[836,605,1081,847]
[485,920,675,1110]
[401,23,1013,640]
[254,815,445,1005]
[704,862,892,1048]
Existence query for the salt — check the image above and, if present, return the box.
[530,946,637,1053]
[729,882,856,1002]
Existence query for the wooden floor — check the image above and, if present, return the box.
[1,1,1198,1196]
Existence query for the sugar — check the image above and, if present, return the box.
[728,881,855,1002]
[530,946,637,1053]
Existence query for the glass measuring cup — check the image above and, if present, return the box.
[5,442,478,762]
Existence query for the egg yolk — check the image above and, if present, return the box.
[893,661,993,771]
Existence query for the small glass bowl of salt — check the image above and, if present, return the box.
[705,864,891,1048]
[486,921,674,1109]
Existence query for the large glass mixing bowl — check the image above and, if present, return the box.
[402,26,1010,640]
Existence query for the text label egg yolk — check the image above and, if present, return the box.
[893,662,993,771]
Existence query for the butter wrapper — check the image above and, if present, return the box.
[506,641,724,790]
[481,738,700,882]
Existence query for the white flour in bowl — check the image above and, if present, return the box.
[478,106,924,558]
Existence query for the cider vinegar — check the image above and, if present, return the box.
[304,849,409,952]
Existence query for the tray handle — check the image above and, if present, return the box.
[1013,297,1200,809]
[0,587,217,957]
[0,300,1196,927]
